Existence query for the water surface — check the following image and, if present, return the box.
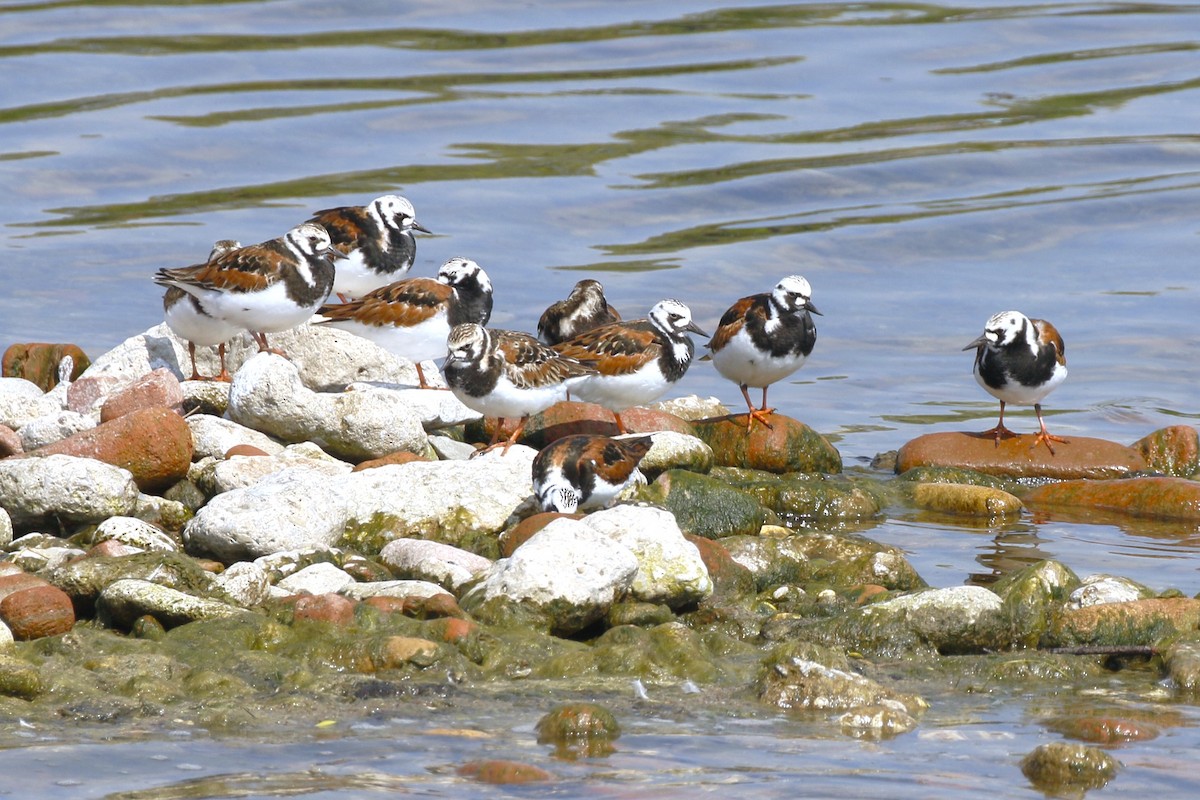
[3,0,1200,795]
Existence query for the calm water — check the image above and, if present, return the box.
[3,0,1200,795]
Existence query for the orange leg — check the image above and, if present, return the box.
[1030,403,1067,455]
[612,411,629,434]
[251,331,287,357]
[980,401,1018,446]
[186,342,203,381]
[740,384,774,432]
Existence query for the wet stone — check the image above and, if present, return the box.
[1024,476,1200,521]
[536,702,620,758]
[457,760,552,784]
[637,469,768,539]
[1132,425,1200,477]
[896,431,1148,480]
[692,414,842,474]
[1043,714,1160,744]
[1020,742,1118,794]
[1043,597,1200,649]
[910,482,1023,518]
[0,584,75,640]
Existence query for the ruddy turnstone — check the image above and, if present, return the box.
[444,323,597,453]
[153,222,343,355]
[537,278,622,345]
[161,239,242,381]
[316,257,493,389]
[552,299,708,433]
[532,433,655,513]
[706,275,821,431]
[963,310,1068,454]
[307,194,430,301]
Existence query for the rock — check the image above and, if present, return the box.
[99,368,183,422]
[1043,597,1200,648]
[1020,742,1118,794]
[580,504,712,608]
[0,653,41,698]
[896,431,1147,480]
[0,454,140,528]
[838,704,919,739]
[723,527,925,592]
[910,482,1022,518]
[635,431,714,477]
[96,578,249,629]
[184,467,354,562]
[373,635,440,668]
[27,406,192,491]
[0,377,60,429]
[212,561,271,608]
[536,703,620,758]
[0,584,75,639]
[993,560,1081,648]
[1043,714,1159,744]
[0,508,11,548]
[461,518,639,635]
[1024,476,1200,521]
[758,652,926,719]
[489,401,695,450]
[345,382,479,431]
[499,512,577,557]
[1163,633,1200,691]
[637,470,768,539]
[81,322,420,393]
[692,414,842,474]
[92,516,178,552]
[341,579,452,603]
[378,539,492,593]
[0,424,22,458]
[720,469,887,523]
[457,760,552,784]
[684,534,757,601]
[187,414,284,460]
[0,571,45,603]
[17,411,96,451]
[352,450,430,471]
[180,379,232,417]
[205,444,353,495]
[866,586,1009,653]
[1133,425,1200,477]
[1067,574,1154,609]
[653,395,727,421]
[277,562,356,596]
[45,551,224,614]
[226,353,431,462]
[291,592,357,625]
[2,343,90,391]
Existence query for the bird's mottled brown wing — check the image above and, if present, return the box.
[154,240,289,294]
[707,295,756,353]
[317,277,450,327]
[552,319,659,376]
[496,329,597,388]
[308,205,369,252]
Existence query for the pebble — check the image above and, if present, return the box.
[277,562,356,596]
[0,584,75,640]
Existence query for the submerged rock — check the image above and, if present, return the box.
[993,560,1081,648]
[896,431,1147,479]
[758,649,926,722]
[910,482,1023,518]
[1024,476,1200,521]
[723,526,924,592]
[536,702,620,758]
[1020,742,1118,794]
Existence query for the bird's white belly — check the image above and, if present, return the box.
[975,362,1068,405]
[710,330,808,388]
[332,252,396,299]
[195,281,325,334]
[457,374,570,419]
[164,297,240,346]
[570,361,673,411]
[325,313,450,365]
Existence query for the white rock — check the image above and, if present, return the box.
[184,467,354,562]
[187,414,284,460]
[227,353,430,462]
[0,508,11,549]
[276,562,356,596]
[17,411,96,451]
[0,454,140,527]
[580,504,712,608]
[379,539,493,593]
[0,378,60,429]
[652,395,727,421]
[97,578,249,628]
[345,383,480,430]
[93,516,178,552]
[8,544,87,572]
[0,620,12,648]
[871,586,1003,642]
[1069,574,1150,609]
[210,445,352,494]
[82,322,418,396]
[428,435,478,461]
[213,561,272,607]
[637,431,714,476]
[341,579,453,601]
[462,518,639,634]
[342,447,537,549]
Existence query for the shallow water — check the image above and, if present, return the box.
[3,0,1200,795]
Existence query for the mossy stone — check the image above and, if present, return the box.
[635,469,768,539]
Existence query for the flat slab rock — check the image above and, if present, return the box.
[896,431,1147,480]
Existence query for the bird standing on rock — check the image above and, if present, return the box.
[153,222,343,357]
[551,299,708,434]
[964,310,1068,454]
[706,275,821,431]
[161,239,242,382]
[307,194,430,301]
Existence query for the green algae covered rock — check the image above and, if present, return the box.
[992,560,1081,648]
[910,482,1023,519]
[1020,742,1118,794]
[713,468,888,524]
[1024,476,1200,521]
[536,702,620,758]
[1042,597,1200,649]
[636,469,769,539]
[692,414,842,474]
[1132,425,1200,477]
[722,526,925,592]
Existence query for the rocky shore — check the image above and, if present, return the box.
[3,323,1199,792]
